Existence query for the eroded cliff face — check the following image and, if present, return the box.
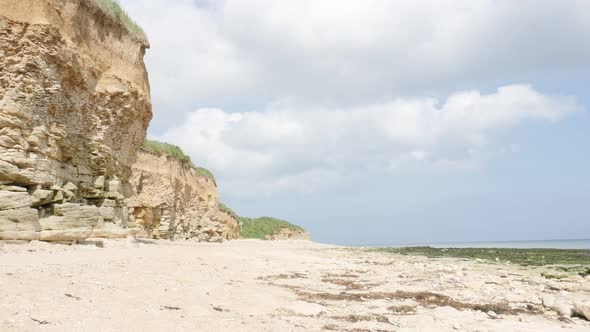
[265,228,309,241]
[128,150,240,242]
[0,0,152,241]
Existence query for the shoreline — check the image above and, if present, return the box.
[334,238,590,250]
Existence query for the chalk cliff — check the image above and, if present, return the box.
[0,0,152,241]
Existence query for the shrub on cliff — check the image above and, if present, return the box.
[142,140,216,184]
[195,167,216,183]
[92,0,146,39]
[218,204,305,240]
[219,203,239,220]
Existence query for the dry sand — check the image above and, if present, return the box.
[1,239,589,331]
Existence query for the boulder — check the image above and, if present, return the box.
[63,190,75,201]
[0,208,41,231]
[542,295,555,308]
[2,186,27,192]
[41,204,100,230]
[0,160,25,184]
[39,228,93,241]
[99,206,115,220]
[574,301,590,321]
[553,300,575,317]
[30,189,54,207]
[94,176,106,189]
[0,191,31,210]
[0,231,40,241]
[542,294,576,317]
[63,182,79,193]
[52,190,65,203]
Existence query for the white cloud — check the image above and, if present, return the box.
[119,0,590,131]
[155,85,579,196]
[115,1,586,196]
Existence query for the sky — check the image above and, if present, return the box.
[119,0,590,245]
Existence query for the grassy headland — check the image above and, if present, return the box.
[239,216,304,240]
[142,140,215,184]
[218,203,304,240]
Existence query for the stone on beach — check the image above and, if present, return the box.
[574,301,590,321]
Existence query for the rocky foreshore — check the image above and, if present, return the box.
[1,239,589,331]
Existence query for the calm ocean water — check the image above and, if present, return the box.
[405,239,590,249]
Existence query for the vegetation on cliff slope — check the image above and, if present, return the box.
[142,140,216,183]
[218,203,304,240]
[239,216,305,240]
[92,0,146,39]
[218,203,239,220]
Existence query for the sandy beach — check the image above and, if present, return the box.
[1,239,589,332]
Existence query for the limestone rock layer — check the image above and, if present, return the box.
[128,150,240,242]
[0,0,152,241]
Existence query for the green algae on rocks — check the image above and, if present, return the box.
[370,246,590,267]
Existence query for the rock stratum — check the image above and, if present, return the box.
[0,0,152,241]
[128,149,239,242]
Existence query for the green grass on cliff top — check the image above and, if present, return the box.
[239,216,304,240]
[142,140,216,184]
[369,246,590,268]
[92,0,146,39]
[218,203,239,220]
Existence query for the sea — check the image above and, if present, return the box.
[399,239,590,249]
